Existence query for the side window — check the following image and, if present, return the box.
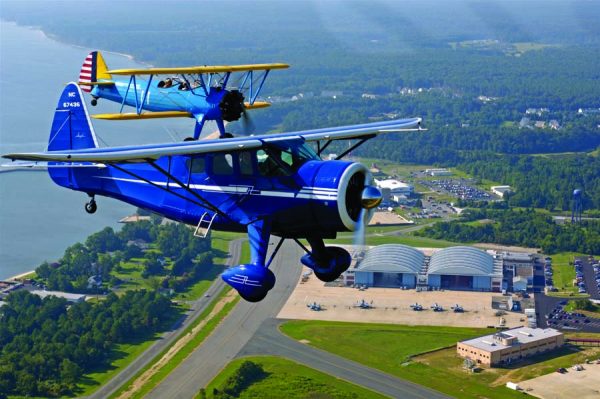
[212,153,234,175]
[239,151,254,176]
[187,156,205,174]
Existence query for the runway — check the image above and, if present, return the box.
[87,238,243,399]
[239,318,450,399]
[145,240,303,398]
[147,240,450,399]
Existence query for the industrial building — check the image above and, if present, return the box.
[354,245,424,288]
[457,327,564,366]
[374,179,414,196]
[428,246,503,291]
[354,245,503,291]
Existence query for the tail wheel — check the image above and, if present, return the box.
[85,199,97,214]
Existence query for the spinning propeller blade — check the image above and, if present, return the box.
[353,185,382,252]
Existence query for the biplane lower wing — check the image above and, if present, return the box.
[3,117,422,164]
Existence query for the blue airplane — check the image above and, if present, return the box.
[3,83,423,302]
[78,51,288,139]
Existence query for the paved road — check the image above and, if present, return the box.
[87,238,243,399]
[146,241,303,398]
[238,318,450,399]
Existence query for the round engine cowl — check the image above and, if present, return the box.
[336,162,374,231]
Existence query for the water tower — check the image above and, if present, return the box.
[571,189,583,223]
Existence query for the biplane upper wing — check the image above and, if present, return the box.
[2,118,422,163]
[108,63,290,76]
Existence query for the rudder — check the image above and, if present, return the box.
[48,82,98,151]
[79,51,112,93]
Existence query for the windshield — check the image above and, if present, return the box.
[259,139,320,176]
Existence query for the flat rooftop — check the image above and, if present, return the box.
[460,326,563,353]
[30,290,86,302]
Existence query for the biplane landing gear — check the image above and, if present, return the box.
[91,97,98,106]
[85,197,97,214]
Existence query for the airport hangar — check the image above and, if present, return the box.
[352,245,504,292]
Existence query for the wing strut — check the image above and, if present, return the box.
[334,135,376,160]
[146,160,230,219]
[108,163,213,211]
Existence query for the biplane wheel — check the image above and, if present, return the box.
[85,199,97,214]
[221,132,234,139]
[91,98,98,106]
[183,137,196,142]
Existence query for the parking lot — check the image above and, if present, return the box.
[519,362,600,399]
[418,179,492,201]
[576,256,600,299]
[536,294,600,333]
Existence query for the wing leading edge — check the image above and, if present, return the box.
[2,118,422,164]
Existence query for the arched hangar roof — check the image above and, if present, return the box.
[428,246,493,276]
[356,244,424,274]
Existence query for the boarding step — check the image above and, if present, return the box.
[194,212,216,238]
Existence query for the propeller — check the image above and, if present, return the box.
[240,104,256,136]
[353,184,382,252]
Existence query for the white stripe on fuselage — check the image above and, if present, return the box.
[95,176,338,200]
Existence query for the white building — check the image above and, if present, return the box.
[30,290,86,303]
[491,185,512,197]
[425,168,452,176]
[375,179,414,196]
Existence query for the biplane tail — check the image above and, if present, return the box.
[48,82,98,151]
[79,51,112,93]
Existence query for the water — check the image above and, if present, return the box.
[0,21,196,279]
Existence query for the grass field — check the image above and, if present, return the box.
[548,252,589,298]
[328,233,458,248]
[202,356,387,399]
[280,321,549,399]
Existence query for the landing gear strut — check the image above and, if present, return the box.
[85,197,97,214]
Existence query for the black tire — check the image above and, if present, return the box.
[91,98,98,106]
[314,270,340,283]
[85,200,97,214]
[183,137,196,142]
[239,289,269,303]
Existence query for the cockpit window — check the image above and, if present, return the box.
[212,153,234,175]
[257,139,319,177]
[186,156,205,174]
[239,151,254,176]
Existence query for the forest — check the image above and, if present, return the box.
[35,220,214,294]
[0,289,173,397]
[416,207,600,254]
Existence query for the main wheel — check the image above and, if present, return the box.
[239,288,269,303]
[85,200,97,214]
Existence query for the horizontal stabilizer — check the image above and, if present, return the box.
[244,101,271,110]
[78,81,115,86]
[92,111,192,120]
[108,63,289,76]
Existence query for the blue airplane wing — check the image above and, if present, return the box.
[2,118,422,163]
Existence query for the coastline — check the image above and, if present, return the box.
[0,19,154,68]
[6,270,35,281]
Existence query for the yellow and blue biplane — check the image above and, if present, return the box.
[78,51,288,139]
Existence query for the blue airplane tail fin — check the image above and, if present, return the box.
[48,82,98,151]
